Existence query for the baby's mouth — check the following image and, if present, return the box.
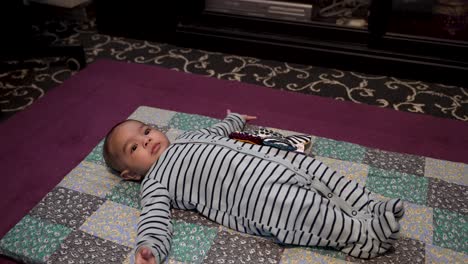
[151,143,160,155]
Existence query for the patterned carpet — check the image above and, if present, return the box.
[1,18,467,122]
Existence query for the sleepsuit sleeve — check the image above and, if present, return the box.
[192,113,246,137]
[135,178,173,264]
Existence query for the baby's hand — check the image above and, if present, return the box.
[135,246,157,264]
[227,109,257,122]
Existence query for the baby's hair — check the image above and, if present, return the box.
[103,119,143,173]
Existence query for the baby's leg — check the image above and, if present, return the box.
[340,211,400,259]
[296,154,373,212]
[295,154,404,219]
[273,191,398,259]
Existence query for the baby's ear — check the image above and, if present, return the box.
[120,170,143,181]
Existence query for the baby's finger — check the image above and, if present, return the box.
[244,115,257,121]
[226,109,232,115]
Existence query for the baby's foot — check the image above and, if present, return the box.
[341,212,399,259]
[369,198,405,220]
[341,231,385,259]
[370,211,400,245]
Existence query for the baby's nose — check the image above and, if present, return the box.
[144,138,152,147]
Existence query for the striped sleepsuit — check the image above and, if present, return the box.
[136,113,404,263]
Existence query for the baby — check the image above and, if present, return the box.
[103,111,404,264]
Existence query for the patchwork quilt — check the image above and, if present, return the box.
[1,106,467,264]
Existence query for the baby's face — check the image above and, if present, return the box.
[108,120,170,176]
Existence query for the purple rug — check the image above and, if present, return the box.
[1,59,467,263]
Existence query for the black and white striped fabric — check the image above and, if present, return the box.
[136,113,402,262]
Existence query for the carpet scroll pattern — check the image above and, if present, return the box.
[1,106,466,264]
[1,19,467,121]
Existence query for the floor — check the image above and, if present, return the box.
[1,17,467,122]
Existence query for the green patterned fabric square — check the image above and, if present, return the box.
[106,181,141,209]
[366,167,429,205]
[311,138,366,163]
[169,221,218,263]
[0,215,72,263]
[84,139,106,166]
[168,113,220,132]
[433,208,467,253]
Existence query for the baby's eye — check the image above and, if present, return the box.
[144,128,151,135]
[131,144,138,152]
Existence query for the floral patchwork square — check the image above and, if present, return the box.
[311,138,366,163]
[29,187,106,229]
[80,201,140,248]
[425,157,468,186]
[426,244,468,264]
[128,106,176,126]
[168,112,220,132]
[169,220,218,264]
[0,215,71,263]
[433,208,467,253]
[147,124,171,134]
[106,181,141,209]
[165,128,185,143]
[58,161,121,198]
[317,156,369,186]
[205,226,284,264]
[280,246,347,264]
[427,178,468,214]
[46,230,131,264]
[347,237,425,263]
[399,202,433,244]
[84,139,106,166]
[366,167,429,205]
[363,149,425,176]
